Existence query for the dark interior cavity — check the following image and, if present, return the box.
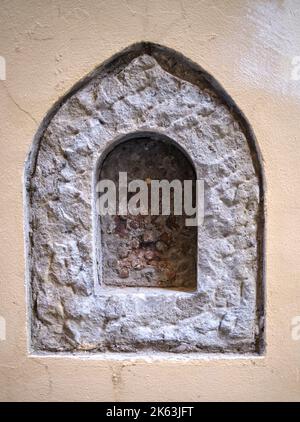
[98,137,197,290]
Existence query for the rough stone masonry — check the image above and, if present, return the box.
[25,43,264,354]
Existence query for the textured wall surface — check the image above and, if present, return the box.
[0,0,300,402]
[26,48,263,354]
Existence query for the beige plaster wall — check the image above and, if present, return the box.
[0,0,300,401]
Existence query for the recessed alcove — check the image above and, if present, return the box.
[25,42,264,354]
[96,133,197,291]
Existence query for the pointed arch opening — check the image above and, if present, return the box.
[25,42,265,354]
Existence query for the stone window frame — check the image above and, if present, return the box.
[24,42,266,355]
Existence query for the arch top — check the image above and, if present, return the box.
[26,41,264,184]
[94,129,198,178]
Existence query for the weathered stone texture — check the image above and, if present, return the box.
[26,47,263,353]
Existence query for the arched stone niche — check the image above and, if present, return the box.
[25,42,265,354]
[96,132,198,291]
